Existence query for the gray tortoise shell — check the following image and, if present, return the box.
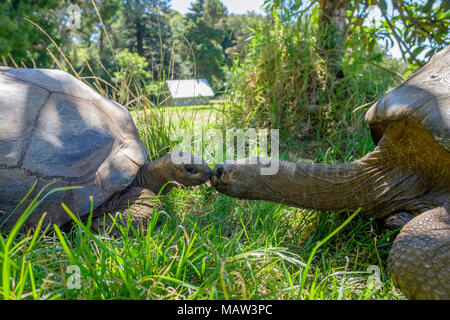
[365,45,450,152]
[0,67,147,228]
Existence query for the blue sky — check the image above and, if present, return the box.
[171,0,266,15]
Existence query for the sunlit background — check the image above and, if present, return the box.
[172,0,266,15]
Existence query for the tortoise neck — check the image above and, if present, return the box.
[254,159,382,213]
[254,121,450,217]
[134,156,173,195]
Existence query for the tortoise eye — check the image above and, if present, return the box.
[184,165,197,174]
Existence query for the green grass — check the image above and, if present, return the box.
[0,103,405,300]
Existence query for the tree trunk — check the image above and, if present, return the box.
[99,29,104,60]
[318,0,348,79]
[135,19,145,57]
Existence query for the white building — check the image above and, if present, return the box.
[166,79,214,106]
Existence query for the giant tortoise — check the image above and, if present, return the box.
[211,46,450,299]
[0,67,211,232]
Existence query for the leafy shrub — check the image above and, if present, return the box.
[111,49,169,106]
[113,49,151,83]
[227,11,406,161]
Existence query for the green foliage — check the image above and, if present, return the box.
[112,49,172,105]
[226,10,404,161]
[0,0,265,93]
[0,0,61,67]
[227,0,445,159]
[264,0,450,68]
[172,0,228,89]
[76,0,122,60]
[113,48,150,82]
[376,0,449,66]
[223,12,266,64]
[121,0,173,80]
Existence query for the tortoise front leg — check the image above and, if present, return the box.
[388,206,450,299]
[91,187,160,236]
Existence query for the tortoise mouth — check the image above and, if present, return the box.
[210,165,226,188]
[179,177,211,187]
[182,167,212,186]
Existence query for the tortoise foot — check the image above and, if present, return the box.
[388,206,450,299]
[383,212,415,229]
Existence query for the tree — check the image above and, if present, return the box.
[113,48,150,82]
[223,12,265,64]
[0,0,61,67]
[121,0,172,80]
[264,0,450,74]
[316,0,349,78]
[376,0,450,66]
[77,0,121,60]
[145,0,173,80]
[174,0,228,88]
[122,0,149,57]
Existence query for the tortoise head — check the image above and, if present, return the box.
[138,152,211,194]
[166,151,212,187]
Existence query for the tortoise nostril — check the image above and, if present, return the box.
[184,164,197,174]
[215,166,224,179]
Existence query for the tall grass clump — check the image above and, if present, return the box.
[227,10,406,161]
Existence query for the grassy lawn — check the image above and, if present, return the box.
[0,103,405,300]
[159,103,227,125]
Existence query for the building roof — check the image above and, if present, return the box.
[166,79,214,99]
